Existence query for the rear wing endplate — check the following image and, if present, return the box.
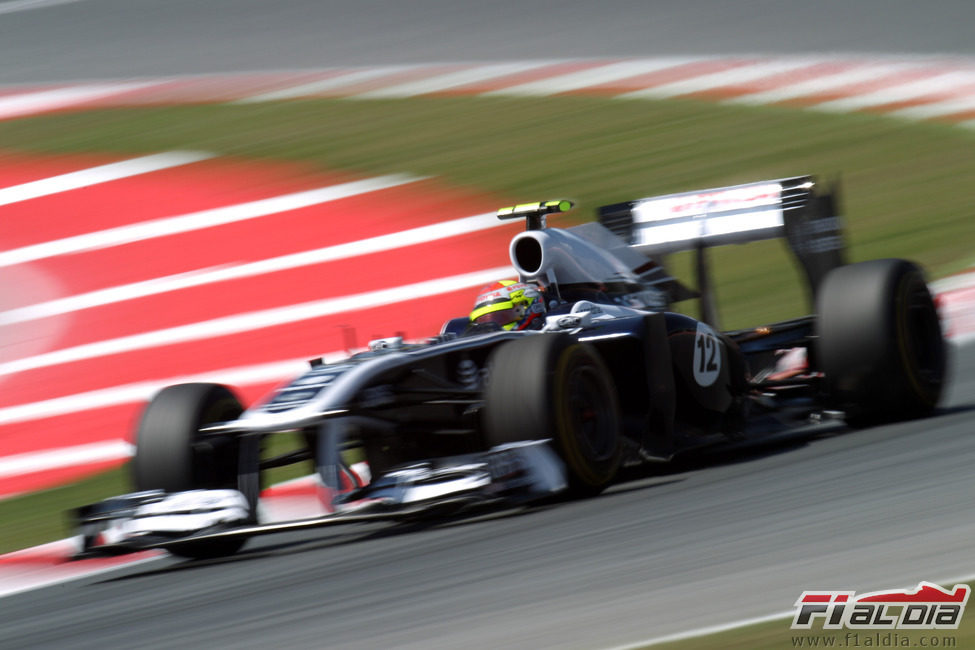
[598,176,846,326]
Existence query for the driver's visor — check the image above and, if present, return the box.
[470,301,519,330]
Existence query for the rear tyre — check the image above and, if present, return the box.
[816,259,946,426]
[132,383,247,559]
[484,334,622,495]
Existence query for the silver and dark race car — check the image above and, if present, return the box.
[75,176,946,559]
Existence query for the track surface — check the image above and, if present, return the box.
[2,0,975,84]
[3,2,975,649]
[1,344,972,649]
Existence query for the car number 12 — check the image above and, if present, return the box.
[693,323,721,387]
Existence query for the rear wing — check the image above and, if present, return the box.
[598,176,846,327]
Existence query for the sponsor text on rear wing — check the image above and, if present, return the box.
[597,176,846,327]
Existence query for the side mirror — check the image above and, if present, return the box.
[439,317,471,338]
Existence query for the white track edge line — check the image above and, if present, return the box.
[615,58,825,100]
[0,440,134,478]
[0,173,422,269]
[235,65,427,103]
[0,0,91,15]
[0,151,213,206]
[0,81,162,119]
[353,62,555,99]
[478,58,704,97]
[0,357,312,426]
[0,264,512,398]
[0,211,504,325]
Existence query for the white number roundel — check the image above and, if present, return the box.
[692,322,721,387]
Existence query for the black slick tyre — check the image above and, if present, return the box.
[816,259,946,426]
[132,383,247,559]
[483,334,622,495]
[132,383,244,492]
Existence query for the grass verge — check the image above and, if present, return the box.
[0,468,128,555]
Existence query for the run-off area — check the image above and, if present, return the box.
[0,150,523,496]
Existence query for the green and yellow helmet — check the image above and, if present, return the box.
[469,280,545,330]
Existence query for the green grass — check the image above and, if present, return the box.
[2,94,974,553]
[0,468,129,554]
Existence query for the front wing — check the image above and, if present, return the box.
[74,440,566,558]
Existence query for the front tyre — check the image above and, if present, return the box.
[132,383,244,492]
[816,259,946,426]
[484,334,622,495]
[132,383,247,559]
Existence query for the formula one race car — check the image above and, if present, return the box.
[75,176,946,559]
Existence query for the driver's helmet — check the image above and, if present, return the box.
[469,280,545,330]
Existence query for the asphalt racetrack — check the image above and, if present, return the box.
[0,342,972,648]
[2,0,975,84]
[3,1,975,648]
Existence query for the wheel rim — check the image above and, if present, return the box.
[900,279,945,396]
[194,395,244,489]
[565,364,617,462]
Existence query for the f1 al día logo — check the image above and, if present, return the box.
[792,582,970,630]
